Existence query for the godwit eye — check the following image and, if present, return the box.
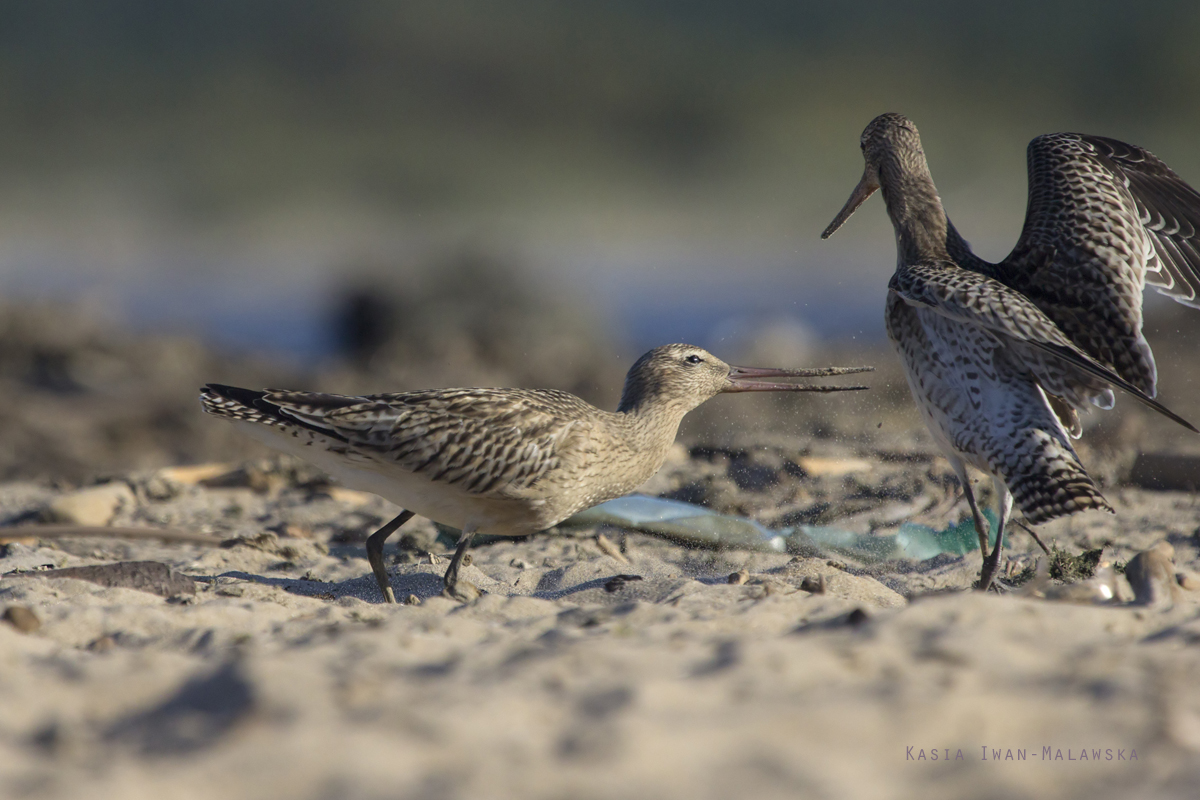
[684,355,703,365]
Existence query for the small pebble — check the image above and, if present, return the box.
[404,594,422,606]
[604,574,643,593]
[87,635,116,653]
[43,482,135,527]
[1176,570,1200,592]
[727,569,750,586]
[799,575,827,595]
[2,606,41,633]
[1125,542,1178,608]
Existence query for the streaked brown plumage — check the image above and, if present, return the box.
[201,344,871,602]
[822,112,1199,591]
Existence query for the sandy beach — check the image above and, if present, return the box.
[4,313,1200,800]
[7,5,1200,797]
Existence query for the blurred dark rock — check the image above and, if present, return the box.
[727,455,781,492]
[332,288,395,367]
[0,302,305,482]
[326,252,624,404]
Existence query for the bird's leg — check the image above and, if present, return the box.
[978,480,1013,592]
[952,459,991,560]
[365,510,415,604]
[442,527,480,602]
[1013,519,1051,555]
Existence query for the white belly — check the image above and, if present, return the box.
[235,421,548,536]
[891,304,1069,476]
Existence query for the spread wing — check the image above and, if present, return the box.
[889,263,1197,432]
[215,386,589,498]
[1087,135,1200,306]
[995,133,1200,396]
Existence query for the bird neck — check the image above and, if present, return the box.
[612,395,693,476]
[617,394,693,434]
[879,154,951,264]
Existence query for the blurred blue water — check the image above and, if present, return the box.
[0,247,889,362]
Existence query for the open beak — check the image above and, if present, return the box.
[821,169,879,239]
[722,365,873,393]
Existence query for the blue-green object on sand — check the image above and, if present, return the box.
[562,494,999,564]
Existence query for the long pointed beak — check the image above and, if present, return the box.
[821,170,879,239]
[722,365,873,393]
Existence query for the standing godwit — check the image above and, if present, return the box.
[202,344,871,602]
[821,112,1200,591]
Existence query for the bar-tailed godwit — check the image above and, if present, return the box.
[203,344,871,601]
[822,113,1199,590]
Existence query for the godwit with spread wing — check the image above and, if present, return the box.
[822,113,1199,590]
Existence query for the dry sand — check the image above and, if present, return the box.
[3,439,1200,800]
[4,303,1200,798]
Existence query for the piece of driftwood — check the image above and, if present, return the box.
[1128,453,1200,491]
[9,561,196,597]
[0,526,222,546]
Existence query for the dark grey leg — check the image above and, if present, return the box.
[978,480,1013,592]
[952,459,991,562]
[365,510,415,604]
[442,527,480,602]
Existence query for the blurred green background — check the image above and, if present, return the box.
[2,0,1199,357]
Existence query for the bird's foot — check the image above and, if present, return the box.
[442,580,481,603]
[381,585,397,604]
[976,542,1008,593]
[973,570,1014,593]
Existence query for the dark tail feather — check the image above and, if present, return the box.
[203,383,269,409]
[994,429,1114,524]
[200,384,353,443]
[1014,469,1112,525]
[200,383,282,426]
